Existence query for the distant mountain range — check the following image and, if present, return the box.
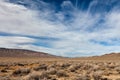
[72,52,120,60]
[0,48,120,60]
[80,52,120,60]
[0,48,56,58]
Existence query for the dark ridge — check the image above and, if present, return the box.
[0,48,58,58]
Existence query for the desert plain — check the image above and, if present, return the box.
[0,56,120,80]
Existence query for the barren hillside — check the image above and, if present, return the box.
[73,52,120,60]
[0,48,56,58]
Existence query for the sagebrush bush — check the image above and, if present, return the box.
[73,74,90,80]
[56,70,68,77]
[47,68,57,75]
[24,71,51,80]
[33,64,47,71]
[12,68,30,76]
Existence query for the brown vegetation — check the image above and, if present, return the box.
[0,57,120,80]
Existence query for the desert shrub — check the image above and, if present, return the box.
[92,70,103,80]
[24,71,51,80]
[48,63,58,68]
[56,70,68,77]
[93,75,101,80]
[47,68,57,75]
[92,65,100,71]
[39,71,50,79]
[1,69,7,73]
[17,63,25,66]
[68,66,76,72]
[115,66,120,72]
[100,78,109,80]
[0,67,10,73]
[33,64,47,71]
[60,63,71,69]
[12,68,30,76]
[82,63,93,70]
[73,74,90,80]
[0,76,10,80]
[108,63,115,69]
[24,72,41,80]
[68,64,81,72]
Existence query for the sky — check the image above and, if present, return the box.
[0,0,120,57]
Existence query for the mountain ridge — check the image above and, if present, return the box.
[0,48,120,59]
[0,48,57,58]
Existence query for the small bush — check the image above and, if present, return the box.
[56,70,68,77]
[68,64,81,72]
[12,68,30,76]
[0,76,10,80]
[92,71,103,80]
[24,71,50,80]
[33,64,47,71]
[60,63,71,68]
[73,74,90,80]
[1,69,7,73]
[47,68,57,75]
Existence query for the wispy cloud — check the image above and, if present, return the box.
[0,0,120,57]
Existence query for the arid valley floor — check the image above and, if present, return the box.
[0,57,120,80]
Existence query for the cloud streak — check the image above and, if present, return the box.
[0,0,120,57]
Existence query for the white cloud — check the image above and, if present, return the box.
[0,0,65,37]
[0,36,36,48]
[0,0,120,57]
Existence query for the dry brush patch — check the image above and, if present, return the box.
[0,58,120,80]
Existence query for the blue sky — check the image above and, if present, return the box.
[0,0,120,57]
